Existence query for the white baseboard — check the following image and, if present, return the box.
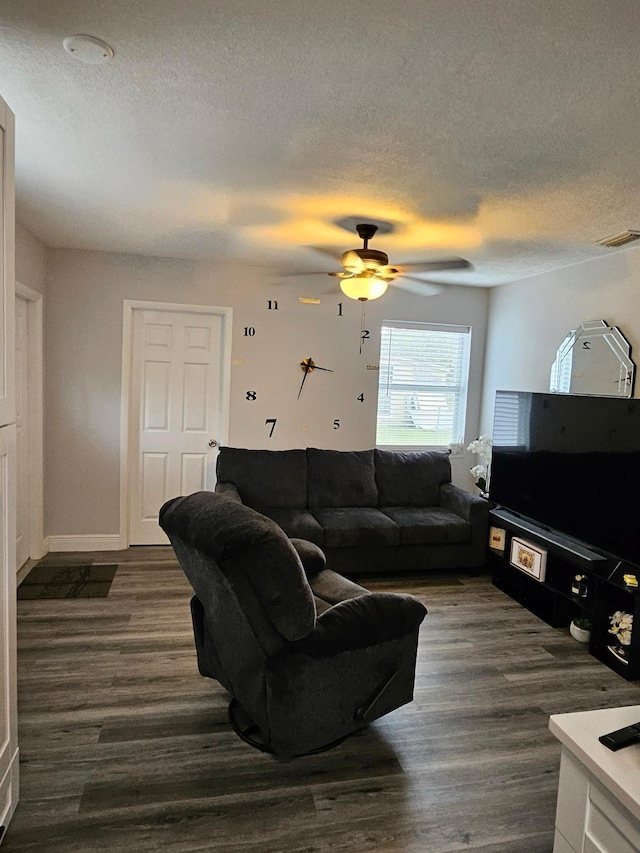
[46,534,124,552]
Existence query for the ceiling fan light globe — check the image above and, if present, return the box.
[339,275,388,301]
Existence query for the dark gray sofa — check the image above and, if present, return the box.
[215,447,488,574]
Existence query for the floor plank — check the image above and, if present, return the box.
[3,551,640,852]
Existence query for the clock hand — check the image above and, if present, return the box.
[309,364,334,372]
[297,359,312,399]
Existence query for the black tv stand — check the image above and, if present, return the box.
[488,506,640,680]
[491,508,607,569]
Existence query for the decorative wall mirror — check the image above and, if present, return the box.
[550,319,635,397]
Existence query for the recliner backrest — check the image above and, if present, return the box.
[159,492,317,644]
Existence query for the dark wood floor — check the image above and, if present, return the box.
[3,548,640,852]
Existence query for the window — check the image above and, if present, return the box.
[376,321,471,448]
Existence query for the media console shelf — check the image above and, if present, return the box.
[488,507,640,680]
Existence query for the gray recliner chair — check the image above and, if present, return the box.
[159,491,427,757]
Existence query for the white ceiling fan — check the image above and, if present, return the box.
[299,223,472,300]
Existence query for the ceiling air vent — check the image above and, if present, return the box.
[596,230,640,248]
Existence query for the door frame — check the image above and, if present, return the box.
[119,300,233,547]
[15,282,44,575]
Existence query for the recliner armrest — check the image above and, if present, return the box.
[288,593,427,658]
[439,482,487,524]
[290,538,326,577]
[214,481,242,503]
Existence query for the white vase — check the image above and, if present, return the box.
[570,621,591,644]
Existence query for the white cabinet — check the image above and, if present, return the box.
[0,93,17,842]
[550,706,640,853]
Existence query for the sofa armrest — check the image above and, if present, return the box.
[439,482,487,524]
[214,481,242,503]
[287,593,427,658]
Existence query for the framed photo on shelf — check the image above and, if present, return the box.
[510,536,547,581]
[489,526,506,551]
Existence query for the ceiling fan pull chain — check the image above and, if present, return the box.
[359,300,367,355]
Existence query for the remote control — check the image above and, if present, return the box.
[599,722,640,751]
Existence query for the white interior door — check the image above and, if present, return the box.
[14,295,28,570]
[128,308,229,545]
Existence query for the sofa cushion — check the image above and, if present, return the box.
[257,508,324,546]
[381,506,471,546]
[310,507,399,548]
[307,448,378,507]
[374,449,451,507]
[216,447,307,508]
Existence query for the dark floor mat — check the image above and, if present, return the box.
[18,563,117,599]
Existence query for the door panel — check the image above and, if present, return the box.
[181,453,207,494]
[129,309,226,544]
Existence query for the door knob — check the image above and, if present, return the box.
[208,439,218,448]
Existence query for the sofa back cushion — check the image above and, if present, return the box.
[216,447,307,507]
[375,449,451,507]
[307,448,378,507]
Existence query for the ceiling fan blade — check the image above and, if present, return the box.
[279,270,337,277]
[391,277,444,296]
[395,258,472,274]
[374,268,399,281]
[341,250,365,273]
[304,245,344,261]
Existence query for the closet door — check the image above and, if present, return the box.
[0,93,17,840]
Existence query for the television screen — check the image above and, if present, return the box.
[490,391,640,567]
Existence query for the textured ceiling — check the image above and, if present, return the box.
[1,0,639,286]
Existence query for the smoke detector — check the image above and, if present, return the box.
[63,35,114,65]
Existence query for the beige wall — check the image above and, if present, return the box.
[15,222,46,293]
[45,248,490,539]
[480,247,640,431]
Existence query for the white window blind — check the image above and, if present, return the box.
[376,321,471,448]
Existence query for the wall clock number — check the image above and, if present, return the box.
[265,418,277,437]
[267,300,278,310]
[244,326,256,337]
[333,419,340,429]
[246,391,257,401]
[357,393,364,402]
[361,329,370,342]
[338,302,343,316]
[583,341,591,349]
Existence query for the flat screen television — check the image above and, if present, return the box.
[489,390,640,567]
